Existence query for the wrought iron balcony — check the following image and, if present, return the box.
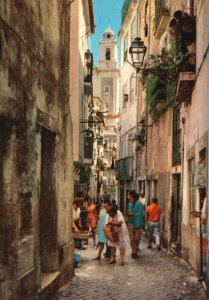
[176,72,196,103]
[116,157,133,180]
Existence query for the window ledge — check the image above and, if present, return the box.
[176,72,196,103]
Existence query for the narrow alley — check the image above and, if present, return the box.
[1,1,209,299]
[56,238,207,300]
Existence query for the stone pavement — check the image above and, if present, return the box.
[56,237,207,300]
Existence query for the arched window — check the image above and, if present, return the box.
[105,48,111,61]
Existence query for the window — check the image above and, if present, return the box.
[82,94,85,129]
[138,180,145,195]
[119,140,125,158]
[104,85,110,94]
[194,148,207,188]
[172,106,181,165]
[123,85,128,109]
[144,1,148,37]
[188,157,195,211]
[124,34,128,62]
[138,12,141,36]
[105,48,111,61]
[131,17,137,41]
[188,157,196,229]
[104,140,107,150]
[153,180,158,197]
[147,180,151,205]
[130,74,136,101]
[128,135,133,157]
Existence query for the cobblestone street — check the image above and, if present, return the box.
[56,237,208,300]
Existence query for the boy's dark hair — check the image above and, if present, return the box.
[86,197,92,203]
[152,197,158,204]
[73,200,79,206]
[108,205,117,215]
[104,199,110,205]
[128,190,139,201]
[76,191,84,198]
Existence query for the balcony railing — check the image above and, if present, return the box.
[116,157,133,180]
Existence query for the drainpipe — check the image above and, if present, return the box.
[180,111,185,257]
[135,2,140,191]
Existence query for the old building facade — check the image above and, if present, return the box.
[180,0,209,291]
[70,0,95,199]
[0,1,74,299]
[118,0,209,294]
[117,0,140,212]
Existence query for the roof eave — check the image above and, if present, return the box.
[88,0,95,34]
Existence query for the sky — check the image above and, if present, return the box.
[90,0,124,66]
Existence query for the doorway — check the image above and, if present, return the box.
[198,148,207,282]
[39,127,57,272]
[120,188,124,214]
[171,173,181,254]
[0,117,12,267]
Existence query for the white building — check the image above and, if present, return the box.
[93,27,120,201]
[117,0,141,212]
[70,0,95,198]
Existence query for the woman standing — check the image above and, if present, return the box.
[72,200,81,230]
[105,205,129,266]
[86,198,97,246]
[126,190,144,258]
[72,200,82,249]
[93,199,110,260]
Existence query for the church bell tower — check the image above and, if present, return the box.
[99,26,119,71]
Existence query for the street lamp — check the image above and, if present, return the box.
[129,37,147,71]
[85,49,93,70]
[129,38,172,76]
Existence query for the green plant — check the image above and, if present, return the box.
[145,46,181,121]
[144,31,196,121]
[146,73,175,120]
[169,36,179,59]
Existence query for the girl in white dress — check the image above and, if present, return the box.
[105,205,129,266]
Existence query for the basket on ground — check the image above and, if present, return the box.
[73,230,89,241]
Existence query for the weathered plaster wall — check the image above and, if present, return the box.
[0,1,74,299]
[181,0,209,283]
